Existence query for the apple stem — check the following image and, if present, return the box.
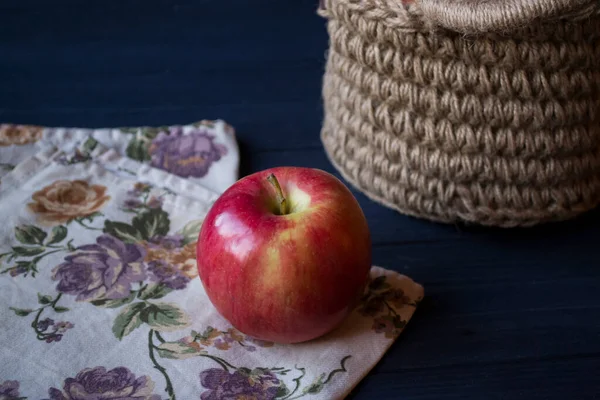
[267,173,288,215]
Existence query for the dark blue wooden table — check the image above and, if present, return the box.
[1,1,599,398]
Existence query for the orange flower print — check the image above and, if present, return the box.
[198,328,221,347]
[27,180,111,225]
[142,240,197,280]
[0,124,43,146]
[170,242,197,279]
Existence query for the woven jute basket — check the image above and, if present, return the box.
[319,0,600,227]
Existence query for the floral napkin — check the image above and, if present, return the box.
[0,120,239,194]
[0,132,424,400]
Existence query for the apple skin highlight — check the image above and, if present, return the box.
[196,167,372,343]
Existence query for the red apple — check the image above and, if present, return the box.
[196,166,371,343]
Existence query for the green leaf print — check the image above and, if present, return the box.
[126,137,151,162]
[10,260,36,276]
[157,341,202,360]
[113,302,146,340]
[359,275,413,338]
[37,293,52,305]
[133,209,170,241]
[275,384,290,398]
[178,219,204,245]
[12,246,45,257]
[140,302,189,332]
[81,137,98,153]
[92,291,136,308]
[103,221,143,244]
[1,234,74,278]
[9,307,33,317]
[138,284,173,300]
[119,127,140,134]
[53,306,70,313]
[15,225,47,245]
[46,226,68,245]
[304,374,325,394]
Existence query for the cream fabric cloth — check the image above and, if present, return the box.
[0,120,239,194]
[0,129,423,400]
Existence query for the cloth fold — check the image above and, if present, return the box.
[0,125,423,400]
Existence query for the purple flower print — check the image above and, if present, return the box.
[52,234,146,302]
[56,149,92,166]
[36,318,75,343]
[9,265,28,277]
[124,198,144,209]
[147,260,189,290]
[148,127,228,178]
[48,366,161,400]
[199,368,280,400]
[212,337,232,350]
[45,334,63,343]
[149,234,183,250]
[123,182,163,211]
[146,196,163,209]
[37,318,55,332]
[128,182,151,197]
[0,380,22,400]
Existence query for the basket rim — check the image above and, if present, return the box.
[318,0,600,34]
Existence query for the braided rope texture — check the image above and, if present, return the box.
[320,0,600,227]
